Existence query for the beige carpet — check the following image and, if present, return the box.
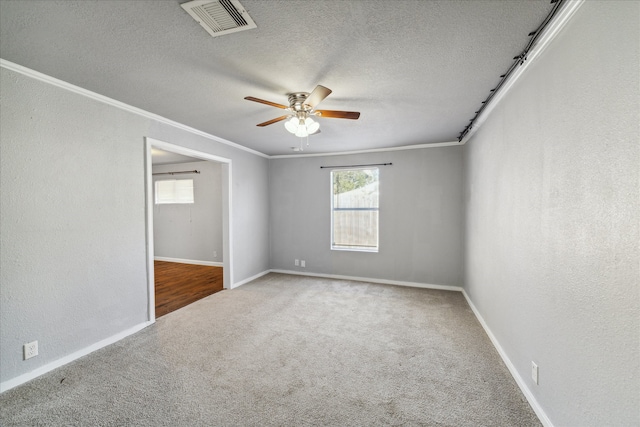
[0,273,540,426]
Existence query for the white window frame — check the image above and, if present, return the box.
[330,167,379,252]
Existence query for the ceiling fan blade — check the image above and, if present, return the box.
[244,96,288,109]
[315,110,360,120]
[257,115,289,127]
[304,85,332,109]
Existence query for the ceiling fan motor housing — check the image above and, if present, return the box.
[288,92,312,112]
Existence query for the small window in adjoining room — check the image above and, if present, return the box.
[331,168,379,252]
[155,179,194,204]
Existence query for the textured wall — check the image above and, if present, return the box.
[0,68,150,384]
[0,67,270,385]
[152,161,223,263]
[463,1,639,425]
[269,147,464,287]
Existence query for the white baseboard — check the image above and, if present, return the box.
[231,269,271,289]
[461,290,553,427]
[269,269,463,292]
[0,271,551,427]
[266,270,549,425]
[154,256,223,267]
[0,321,154,394]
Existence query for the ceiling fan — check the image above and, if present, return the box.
[244,85,360,138]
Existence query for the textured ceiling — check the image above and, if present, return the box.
[0,0,554,156]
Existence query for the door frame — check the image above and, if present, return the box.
[144,137,233,321]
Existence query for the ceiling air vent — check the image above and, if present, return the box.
[181,0,256,38]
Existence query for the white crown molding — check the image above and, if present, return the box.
[274,1,584,157]
[1,58,457,159]
[268,141,463,159]
[1,0,582,159]
[0,58,268,159]
[460,0,584,144]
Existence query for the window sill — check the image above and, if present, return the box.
[331,246,378,253]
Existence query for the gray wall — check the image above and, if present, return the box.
[463,2,639,425]
[2,4,638,423]
[269,147,464,287]
[0,67,270,385]
[152,161,223,263]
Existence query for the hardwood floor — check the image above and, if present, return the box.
[154,261,223,318]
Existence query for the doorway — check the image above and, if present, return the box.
[144,137,233,321]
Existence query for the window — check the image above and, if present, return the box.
[155,179,194,204]
[331,168,379,252]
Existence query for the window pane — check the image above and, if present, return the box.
[174,179,194,203]
[331,168,379,251]
[333,210,379,248]
[155,179,194,204]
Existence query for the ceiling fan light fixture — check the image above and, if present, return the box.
[285,117,297,132]
[306,118,320,134]
[284,117,299,133]
[285,115,320,137]
[246,85,359,141]
[295,127,309,138]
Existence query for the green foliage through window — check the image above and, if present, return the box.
[333,169,378,194]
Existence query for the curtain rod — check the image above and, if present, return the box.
[320,163,392,169]
[457,0,564,142]
[152,170,200,176]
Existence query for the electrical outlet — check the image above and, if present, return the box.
[24,341,38,360]
[531,361,539,385]
[295,259,299,266]
[301,260,306,268]
[213,251,217,258]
